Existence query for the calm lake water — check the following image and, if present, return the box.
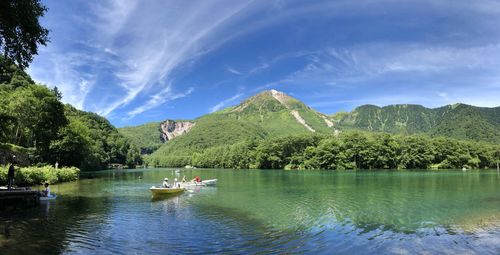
[1,169,499,254]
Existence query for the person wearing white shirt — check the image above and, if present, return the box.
[162,178,170,188]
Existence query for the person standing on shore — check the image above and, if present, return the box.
[7,157,16,190]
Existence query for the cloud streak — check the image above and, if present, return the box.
[92,0,255,117]
[27,0,500,126]
[226,66,242,75]
[30,0,257,117]
[127,87,194,118]
[210,93,243,113]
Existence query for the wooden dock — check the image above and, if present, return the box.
[0,188,40,208]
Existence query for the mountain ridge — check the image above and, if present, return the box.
[333,102,500,142]
[118,90,500,157]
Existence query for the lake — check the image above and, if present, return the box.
[1,169,499,254]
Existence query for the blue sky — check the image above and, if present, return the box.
[28,0,500,127]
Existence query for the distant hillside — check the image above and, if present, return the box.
[119,90,339,157]
[118,122,162,154]
[207,89,334,134]
[0,56,141,170]
[62,105,144,170]
[144,90,337,161]
[332,103,500,143]
[120,90,500,167]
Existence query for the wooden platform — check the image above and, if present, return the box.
[0,188,40,208]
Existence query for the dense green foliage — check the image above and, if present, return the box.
[0,165,79,186]
[118,121,163,154]
[127,90,336,157]
[141,91,499,169]
[51,105,143,170]
[213,91,333,135]
[0,57,66,162]
[0,0,49,69]
[333,104,500,143]
[149,132,500,170]
[147,91,336,162]
[0,56,142,170]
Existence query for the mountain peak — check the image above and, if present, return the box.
[256,89,287,96]
[269,89,284,95]
[229,89,293,112]
[268,89,291,107]
[256,89,289,98]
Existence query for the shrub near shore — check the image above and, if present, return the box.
[0,165,80,187]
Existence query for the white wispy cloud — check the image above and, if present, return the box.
[31,0,256,117]
[226,66,242,75]
[127,87,194,118]
[210,93,243,113]
[92,0,255,117]
[364,44,500,74]
[250,43,500,109]
[275,43,500,87]
[27,0,500,119]
[28,51,100,109]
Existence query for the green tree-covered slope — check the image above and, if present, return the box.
[332,103,500,143]
[118,121,162,154]
[183,132,500,170]
[0,56,141,170]
[122,90,499,167]
[145,90,338,165]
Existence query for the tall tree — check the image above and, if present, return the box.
[0,0,49,69]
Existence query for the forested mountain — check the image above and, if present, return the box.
[118,90,499,169]
[118,121,163,154]
[55,105,142,170]
[0,56,141,170]
[332,103,500,142]
[158,89,334,149]
[122,90,499,160]
[120,90,339,164]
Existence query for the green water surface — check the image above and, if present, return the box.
[1,169,499,254]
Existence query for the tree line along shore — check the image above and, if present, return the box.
[147,132,500,170]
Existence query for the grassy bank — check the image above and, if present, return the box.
[0,165,80,187]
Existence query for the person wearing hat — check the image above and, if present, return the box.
[7,156,16,190]
[162,178,170,188]
[173,178,179,188]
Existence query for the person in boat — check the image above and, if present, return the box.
[41,183,51,197]
[181,175,186,183]
[162,178,170,188]
[173,178,179,188]
[7,158,16,190]
[190,176,201,183]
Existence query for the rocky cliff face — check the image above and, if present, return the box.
[160,120,195,142]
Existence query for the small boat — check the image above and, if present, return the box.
[201,179,217,186]
[182,182,206,187]
[40,194,57,201]
[182,179,218,187]
[150,186,185,197]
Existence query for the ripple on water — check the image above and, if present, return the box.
[1,169,499,255]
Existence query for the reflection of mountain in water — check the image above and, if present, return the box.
[1,169,499,254]
[190,170,500,234]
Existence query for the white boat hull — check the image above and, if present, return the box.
[40,194,57,201]
[202,179,217,186]
[182,179,217,187]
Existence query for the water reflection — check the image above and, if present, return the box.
[0,196,112,255]
[0,169,498,254]
[206,170,500,234]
